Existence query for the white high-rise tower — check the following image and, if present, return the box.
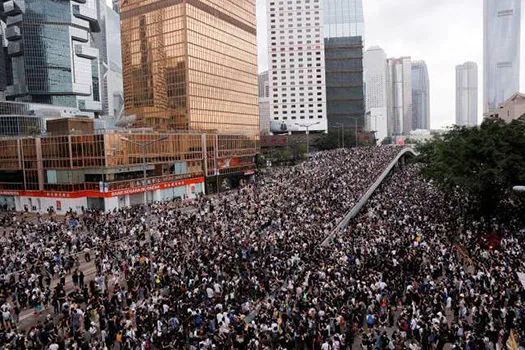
[267,0,327,134]
[456,62,478,127]
[364,46,388,142]
[483,0,521,114]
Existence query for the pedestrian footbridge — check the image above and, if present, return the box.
[321,147,418,247]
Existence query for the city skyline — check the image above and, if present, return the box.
[257,0,525,129]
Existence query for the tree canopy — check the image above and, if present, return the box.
[416,117,525,218]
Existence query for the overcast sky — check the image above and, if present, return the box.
[256,0,525,129]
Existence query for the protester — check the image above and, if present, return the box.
[0,147,522,349]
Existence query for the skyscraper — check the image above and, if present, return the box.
[387,57,412,136]
[325,36,364,128]
[93,0,123,118]
[323,0,365,130]
[411,61,430,130]
[267,0,327,133]
[323,0,364,39]
[483,0,521,113]
[364,46,388,142]
[258,71,270,135]
[456,62,478,127]
[3,0,102,116]
[0,18,10,101]
[121,0,259,136]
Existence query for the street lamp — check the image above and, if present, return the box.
[120,134,168,290]
[120,135,169,206]
[295,121,320,156]
[348,117,360,147]
[513,186,525,193]
[335,122,345,148]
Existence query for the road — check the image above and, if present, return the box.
[16,259,97,330]
[13,204,198,331]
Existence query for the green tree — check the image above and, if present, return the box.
[381,137,392,145]
[416,117,525,219]
[316,127,360,150]
[316,128,340,150]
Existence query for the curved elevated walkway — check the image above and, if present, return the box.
[321,147,418,247]
[245,147,418,323]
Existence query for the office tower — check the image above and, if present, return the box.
[324,0,365,39]
[267,0,327,134]
[3,0,102,116]
[483,0,521,113]
[456,62,478,127]
[121,0,259,136]
[387,57,412,135]
[364,46,388,142]
[93,0,123,118]
[325,36,364,128]
[411,61,430,130]
[0,19,10,101]
[323,0,365,130]
[258,71,270,135]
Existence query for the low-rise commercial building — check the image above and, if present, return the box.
[0,131,257,212]
[0,101,90,136]
[484,92,525,123]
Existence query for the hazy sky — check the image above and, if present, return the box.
[256,0,525,129]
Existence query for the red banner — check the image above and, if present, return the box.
[0,177,205,199]
[0,190,20,196]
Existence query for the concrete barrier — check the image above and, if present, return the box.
[321,147,418,247]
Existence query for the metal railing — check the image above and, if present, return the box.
[43,182,100,192]
[0,182,24,190]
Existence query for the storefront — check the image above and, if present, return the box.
[8,177,205,214]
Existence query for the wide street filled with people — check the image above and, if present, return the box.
[0,145,523,349]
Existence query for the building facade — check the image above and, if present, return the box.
[93,0,123,119]
[0,131,257,212]
[323,0,364,39]
[485,92,525,123]
[112,0,120,14]
[267,0,327,134]
[325,36,364,128]
[120,0,259,136]
[483,0,521,114]
[0,19,10,101]
[387,57,412,136]
[0,101,88,136]
[364,46,388,142]
[3,0,102,115]
[456,62,478,127]
[258,71,270,135]
[411,60,430,130]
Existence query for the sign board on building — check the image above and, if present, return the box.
[8,177,205,199]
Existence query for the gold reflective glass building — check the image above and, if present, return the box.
[120,0,259,136]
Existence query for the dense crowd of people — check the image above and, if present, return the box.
[0,147,399,348]
[0,145,523,349]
